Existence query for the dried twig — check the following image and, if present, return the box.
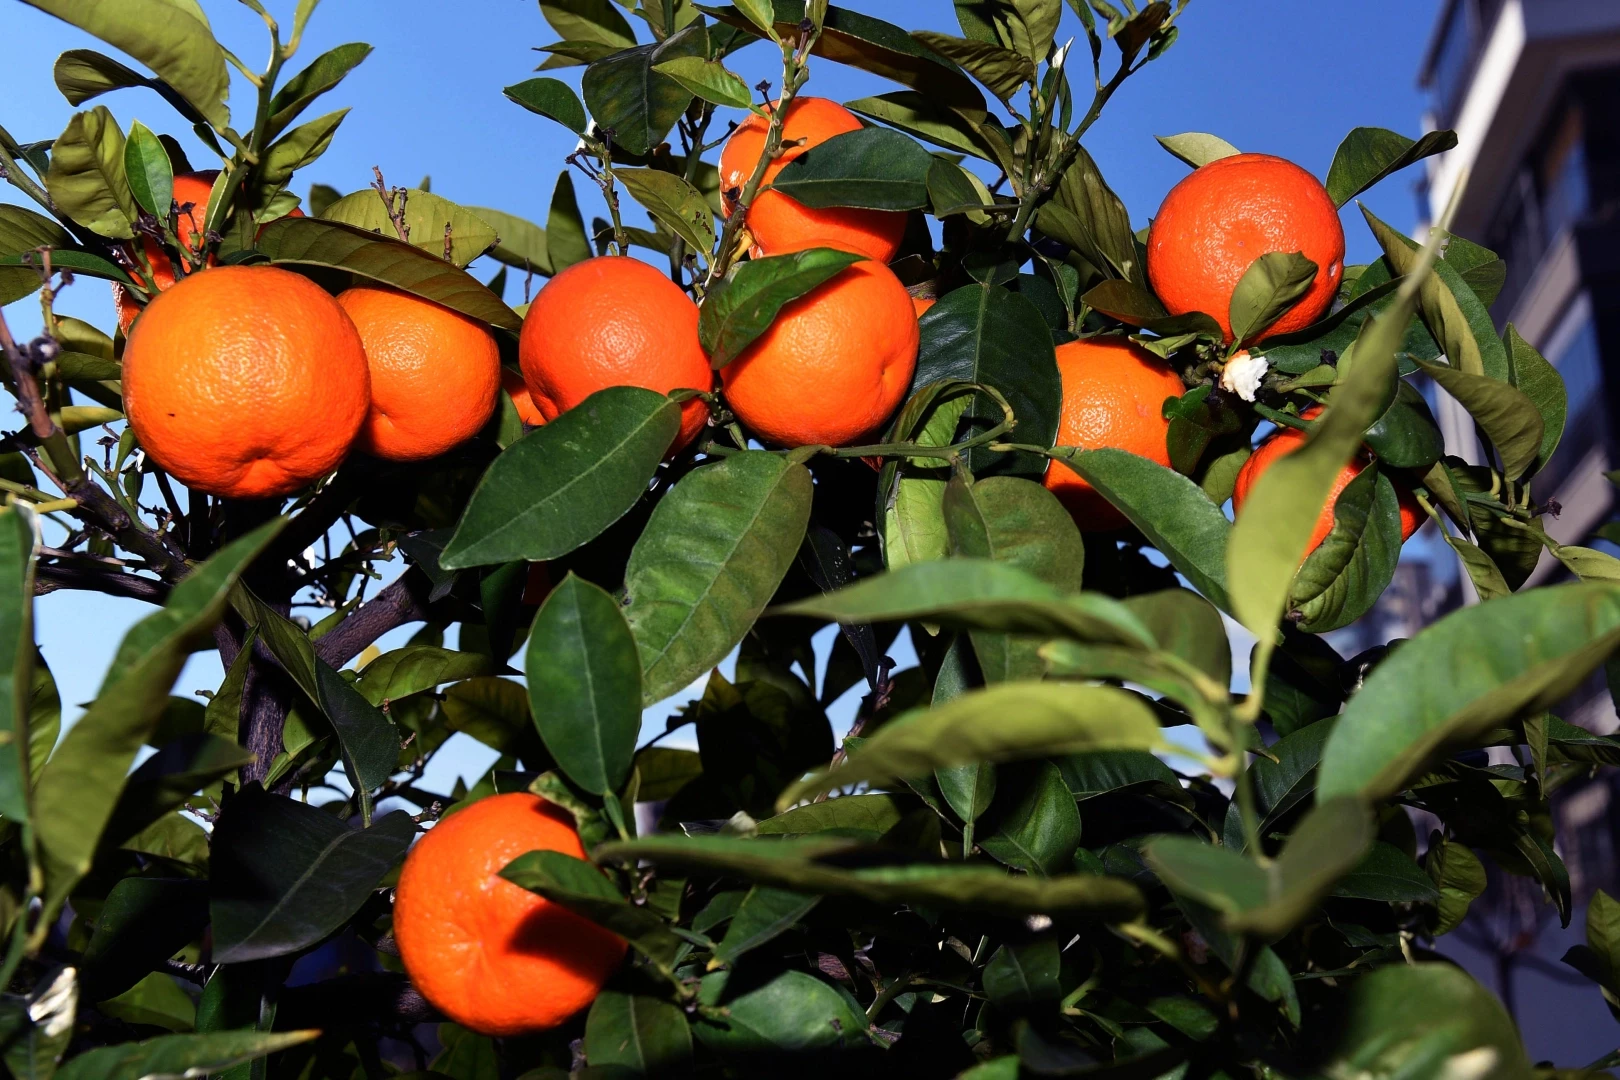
[370,166,410,243]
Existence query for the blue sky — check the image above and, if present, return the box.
[2,0,1440,792]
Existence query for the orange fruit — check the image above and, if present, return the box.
[1042,338,1186,532]
[123,265,369,499]
[912,295,936,317]
[1147,153,1345,344]
[1232,408,1424,554]
[394,793,625,1036]
[519,256,711,451]
[721,259,917,447]
[112,171,219,334]
[503,367,547,426]
[336,286,500,462]
[719,97,907,263]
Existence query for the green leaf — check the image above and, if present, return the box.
[1147,838,1266,915]
[701,249,864,369]
[0,205,75,304]
[504,77,588,134]
[769,126,933,211]
[983,939,1061,1009]
[255,108,348,200]
[102,733,254,850]
[913,282,1061,476]
[265,42,372,141]
[46,106,137,239]
[1047,449,1232,612]
[1050,143,1140,283]
[845,91,1002,162]
[979,760,1082,876]
[1228,251,1318,344]
[778,681,1164,806]
[96,971,196,1032]
[775,558,1152,647]
[80,877,208,1003]
[541,0,637,48]
[317,186,494,268]
[1291,467,1405,634]
[1311,964,1532,1079]
[584,990,693,1074]
[581,24,704,156]
[879,386,971,571]
[353,646,489,706]
[255,217,520,329]
[596,834,1145,919]
[731,0,781,39]
[614,168,716,258]
[756,792,909,837]
[209,787,413,963]
[1155,132,1240,168]
[714,886,820,963]
[53,49,149,106]
[1504,324,1566,476]
[1363,379,1445,469]
[527,574,640,796]
[1426,834,1486,935]
[120,120,172,216]
[499,849,684,975]
[443,387,679,569]
[30,521,281,922]
[20,0,230,130]
[908,32,1033,105]
[1121,588,1231,688]
[52,1030,318,1080]
[0,508,35,834]
[467,205,552,274]
[1414,359,1543,481]
[1319,583,1620,801]
[1333,840,1439,903]
[1326,127,1458,207]
[624,452,813,704]
[1363,206,1506,380]
[546,171,592,273]
[695,970,869,1054]
[652,55,753,109]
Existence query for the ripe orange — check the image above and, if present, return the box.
[122,265,370,500]
[394,793,625,1036]
[1042,338,1186,532]
[719,97,907,263]
[336,286,500,462]
[1147,153,1345,344]
[1232,408,1424,554]
[503,367,547,426]
[519,257,711,451]
[112,171,219,333]
[912,295,936,317]
[721,259,917,447]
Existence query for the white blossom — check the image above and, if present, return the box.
[1219,349,1268,402]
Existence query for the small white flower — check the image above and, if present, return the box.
[1050,36,1074,71]
[1219,349,1268,402]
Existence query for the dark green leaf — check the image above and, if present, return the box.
[1414,359,1543,481]
[504,77,588,134]
[443,387,679,569]
[1050,143,1140,283]
[256,217,520,329]
[1333,842,1440,903]
[1291,467,1406,634]
[615,168,716,257]
[52,1031,319,1080]
[624,452,813,704]
[46,106,137,238]
[1319,583,1620,800]
[908,32,1032,105]
[21,0,230,129]
[1228,251,1317,344]
[1364,379,1445,469]
[770,126,933,211]
[701,249,864,368]
[1426,834,1486,935]
[500,849,684,974]
[52,49,149,106]
[714,886,820,963]
[102,733,253,849]
[80,877,208,1002]
[541,0,637,48]
[527,573,640,796]
[983,940,1061,1009]
[581,25,704,157]
[979,760,1082,876]
[121,120,171,216]
[755,792,909,837]
[845,91,1002,161]
[1155,132,1240,168]
[1326,127,1458,208]
[209,787,413,963]
[1504,324,1566,476]
[0,509,34,835]
[1121,588,1231,689]
[694,970,868,1054]
[266,42,373,141]
[546,170,592,272]
[584,990,693,1074]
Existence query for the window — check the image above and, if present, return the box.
[1428,0,1474,123]
[1533,298,1608,501]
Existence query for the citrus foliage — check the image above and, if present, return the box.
[0,1,1616,1078]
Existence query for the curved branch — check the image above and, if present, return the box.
[313,569,434,668]
[34,563,170,604]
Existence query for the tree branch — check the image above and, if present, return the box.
[313,570,434,668]
[34,563,170,604]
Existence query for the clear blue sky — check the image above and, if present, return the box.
[2,0,1440,790]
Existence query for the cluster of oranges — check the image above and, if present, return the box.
[108,103,1422,1038]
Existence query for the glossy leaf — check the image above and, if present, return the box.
[913,283,1061,476]
[0,508,35,835]
[500,849,685,974]
[546,170,592,272]
[1155,132,1240,168]
[715,886,820,963]
[770,126,933,211]
[978,760,1082,876]
[30,521,281,920]
[1051,143,1140,283]
[442,387,679,568]
[1426,834,1487,935]
[779,681,1164,805]
[1048,449,1232,612]
[597,834,1145,919]
[983,940,1061,1008]
[755,792,909,837]
[1414,359,1543,481]
[845,90,1002,161]
[584,990,693,1074]
[318,185,492,268]
[880,388,969,570]
[46,106,137,238]
[695,970,869,1054]
[353,646,489,706]
[701,249,864,368]
[909,32,1032,105]
[52,1030,318,1080]
[1326,127,1458,207]
[504,77,588,134]
[52,49,148,106]
[265,42,373,141]
[468,205,552,274]
[581,25,705,156]
[21,0,230,129]
[256,217,520,329]
[1320,583,1620,800]
[1228,251,1317,344]
[527,574,640,795]
[209,787,413,963]
[614,167,716,258]
[1333,842,1440,904]
[653,55,753,109]
[1504,324,1566,477]
[0,205,75,304]
[102,733,253,849]
[624,452,813,704]
[541,0,637,47]
[1291,467,1405,633]
[121,120,171,217]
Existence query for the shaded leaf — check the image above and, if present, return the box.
[266,42,373,141]
[46,106,136,238]
[614,168,716,259]
[701,249,863,368]
[770,126,934,211]
[1326,127,1458,208]
[504,77,588,134]
[52,1030,318,1080]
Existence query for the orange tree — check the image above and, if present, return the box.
[0,1,1615,1077]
